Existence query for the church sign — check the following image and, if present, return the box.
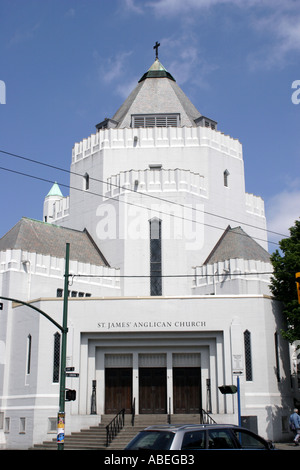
[97,320,206,330]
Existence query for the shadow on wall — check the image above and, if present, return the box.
[265,300,296,441]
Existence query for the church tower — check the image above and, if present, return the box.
[47,45,268,297]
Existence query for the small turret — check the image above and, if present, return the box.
[43,182,63,223]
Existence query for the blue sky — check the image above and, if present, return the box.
[0,0,299,251]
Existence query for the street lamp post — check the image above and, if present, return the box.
[57,243,70,450]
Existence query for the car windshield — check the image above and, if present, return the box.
[126,430,175,450]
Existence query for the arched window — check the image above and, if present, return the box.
[83,173,89,191]
[244,330,253,381]
[149,218,162,296]
[224,169,230,187]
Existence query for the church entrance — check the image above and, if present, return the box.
[173,367,202,414]
[105,368,132,414]
[139,368,167,414]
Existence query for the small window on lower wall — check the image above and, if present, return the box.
[48,417,57,433]
[19,417,26,434]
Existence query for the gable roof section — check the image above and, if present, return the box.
[0,217,109,267]
[204,226,270,265]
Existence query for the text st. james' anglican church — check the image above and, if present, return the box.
[0,44,296,448]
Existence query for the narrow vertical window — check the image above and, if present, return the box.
[53,332,61,383]
[274,331,280,382]
[84,172,89,190]
[224,169,230,187]
[26,334,32,375]
[19,417,26,434]
[244,330,253,381]
[150,218,162,296]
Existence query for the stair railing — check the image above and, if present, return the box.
[106,408,125,447]
[168,397,171,424]
[131,397,136,426]
[200,408,216,424]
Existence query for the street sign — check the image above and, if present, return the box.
[65,367,75,371]
[66,373,79,377]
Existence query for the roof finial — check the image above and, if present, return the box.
[153,41,160,60]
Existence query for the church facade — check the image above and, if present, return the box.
[0,51,297,449]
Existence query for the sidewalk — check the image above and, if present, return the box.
[274,442,300,450]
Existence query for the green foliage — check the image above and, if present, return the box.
[270,219,300,343]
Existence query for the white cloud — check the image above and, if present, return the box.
[94,50,133,85]
[147,0,265,17]
[247,6,300,69]
[9,22,40,46]
[159,32,218,87]
[65,8,76,18]
[123,0,144,14]
[144,0,300,69]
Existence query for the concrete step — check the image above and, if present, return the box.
[30,413,210,450]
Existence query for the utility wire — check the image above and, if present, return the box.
[0,148,288,240]
[72,272,275,278]
[0,164,280,247]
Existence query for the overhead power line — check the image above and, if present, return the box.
[0,164,280,247]
[0,148,288,240]
[72,271,275,279]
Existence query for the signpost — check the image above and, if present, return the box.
[57,243,70,450]
[233,371,243,426]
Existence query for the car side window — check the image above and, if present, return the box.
[232,429,267,449]
[208,429,236,449]
[182,430,205,449]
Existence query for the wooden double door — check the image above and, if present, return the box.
[105,366,201,415]
[105,367,167,415]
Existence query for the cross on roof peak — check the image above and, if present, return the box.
[153,41,160,59]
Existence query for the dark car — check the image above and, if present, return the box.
[124,423,276,450]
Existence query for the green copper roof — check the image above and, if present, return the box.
[139,58,175,82]
[46,182,63,197]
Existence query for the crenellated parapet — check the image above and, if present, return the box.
[72,125,242,163]
[105,168,207,199]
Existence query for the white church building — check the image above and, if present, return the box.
[0,48,297,449]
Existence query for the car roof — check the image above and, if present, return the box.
[142,423,241,432]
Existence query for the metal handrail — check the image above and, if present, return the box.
[106,408,125,447]
[200,408,216,424]
[168,397,171,424]
[131,398,136,426]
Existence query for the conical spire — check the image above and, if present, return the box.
[46,182,63,198]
